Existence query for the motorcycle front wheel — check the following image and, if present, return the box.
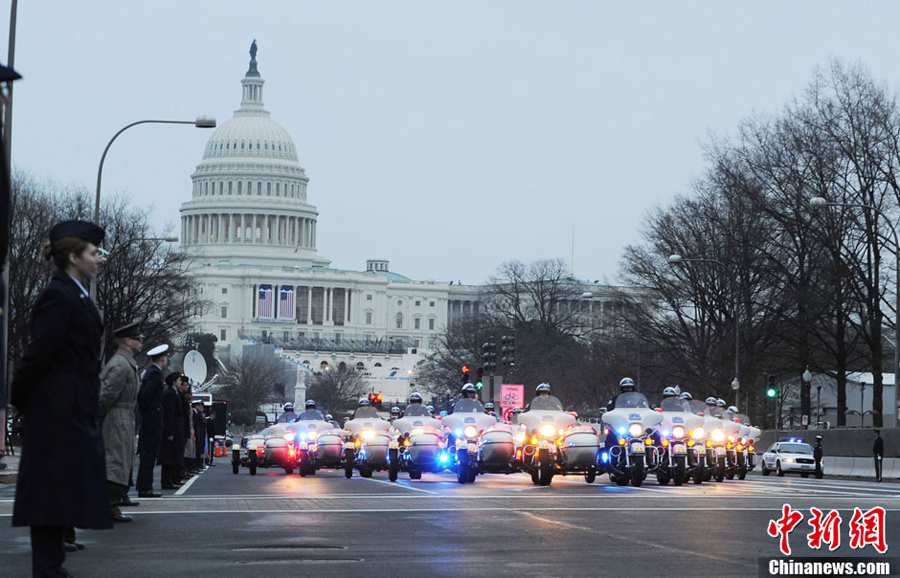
[457,449,469,484]
[673,456,686,486]
[538,449,553,486]
[343,449,354,479]
[631,455,645,487]
[714,456,725,482]
[389,448,399,482]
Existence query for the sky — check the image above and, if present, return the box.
[4,1,900,286]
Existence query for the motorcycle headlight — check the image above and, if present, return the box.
[232,444,240,451]
[283,432,295,442]
[307,430,318,440]
[691,427,705,440]
[464,426,478,438]
[411,428,424,437]
[628,423,643,438]
[711,429,725,442]
[672,426,685,439]
[540,424,556,437]
[362,430,374,440]
[514,432,526,444]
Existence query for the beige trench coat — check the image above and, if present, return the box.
[99,348,139,486]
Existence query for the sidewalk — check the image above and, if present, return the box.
[0,451,19,484]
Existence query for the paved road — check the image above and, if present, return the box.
[1,464,898,577]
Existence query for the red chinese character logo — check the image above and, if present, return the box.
[849,507,887,554]
[807,508,842,551]
[768,504,804,555]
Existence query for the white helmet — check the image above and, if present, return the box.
[662,387,678,398]
[283,402,294,412]
[727,405,738,413]
[619,377,635,391]
[536,383,551,394]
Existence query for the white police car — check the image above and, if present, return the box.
[761,439,818,477]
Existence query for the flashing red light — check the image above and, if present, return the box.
[462,365,470,373]
[377,393,383,401]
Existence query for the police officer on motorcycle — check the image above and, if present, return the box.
[277,402,299,423]
[409,392,424,406]
[389,407,401,422]
[704,397,718,416]
[606,377,636,411]
[484,402,496,417]
[461,383,478,400]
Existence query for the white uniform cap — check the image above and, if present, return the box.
[146,344,169,357]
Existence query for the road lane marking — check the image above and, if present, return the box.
[175,475,200,495]
[356,477,439,495]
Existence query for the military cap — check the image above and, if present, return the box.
[815,435,823,440]
[49,219,105,246]
[0,63,21,82]
[146,343,169,358]
[113,321,144,340]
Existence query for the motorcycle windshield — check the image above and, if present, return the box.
[297,409,325,420]
[404,405,431,417]
[736,413,751,424]
[614,392,650,409]
[452,399,485,413]
[529,395,564,411]
[354,407,380,419]
[660,397,689,412]
[688,400,708,415]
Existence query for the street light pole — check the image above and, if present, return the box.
[810,197,899,428]
[90,116,216,301]
[668,254,740,407]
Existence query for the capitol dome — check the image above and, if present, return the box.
[180,41,328,268]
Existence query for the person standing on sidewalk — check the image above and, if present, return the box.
[813,435,824,479]
[9,220,113,576]
[98,321,143,523]
[873,429,884,482]
[136,344,169,497]
[158,372,185,490]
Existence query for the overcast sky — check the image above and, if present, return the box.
[4,2,900,285]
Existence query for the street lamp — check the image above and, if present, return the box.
[802,366,813,429]
[668,253,740,407]
[91,116,216,300]
[810,196,899,428]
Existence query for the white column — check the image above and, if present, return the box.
[312,221,316,248]
[344,289,349,324]
[306,286,313,324]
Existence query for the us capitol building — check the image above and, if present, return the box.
[180,43,626,404]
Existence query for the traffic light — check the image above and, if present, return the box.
[461,365,470,384]
[369,392,378,405]
[482,338,497,373]
[766,376,777,398]
[501,335,516,368]
[376,393,383,409]
[475,367,484,390]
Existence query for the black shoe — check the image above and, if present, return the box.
[161,484,181,489]
[113,514,134,523]
[121,498,140,507]
[64,542,85,552]
[138,491,162,498]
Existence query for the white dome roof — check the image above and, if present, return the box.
[202,111,299,162]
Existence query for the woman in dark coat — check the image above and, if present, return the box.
[10,220,113,577]
[158,372,186,489]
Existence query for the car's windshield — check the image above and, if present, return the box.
[353,406,380,419]
[452,399,485,413]
[660,397,689,412]
[529,395,563,411]
[297,409,325,421]
[615,392,650,409]
[403,404,431,417]
[779,444,813,455]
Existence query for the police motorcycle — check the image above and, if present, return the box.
[441,384,498,484]
[286,400,334,476]
[389,393,445,481]
[699,398,740,482]
[517,384,601,486]
[314,414,347,472]
[728,411,760,479]
[600,379,663,487]
[342,399,392,478]
[651,389,706,486]
[232,423,300,475]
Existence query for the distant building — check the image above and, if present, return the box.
[182,43,633,406]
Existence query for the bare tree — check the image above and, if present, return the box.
[306,368,369,416]
[218,352,286,417]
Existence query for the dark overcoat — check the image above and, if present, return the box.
[157,385,185,466]
[137,364,164,454]
[10,271,113,529]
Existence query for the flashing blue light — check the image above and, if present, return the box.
[600,451,609,464]
[298,432,306,440]
[455,429,463,437]
[617,427,626,435]
[663,429,670,438]
[439,453,449,463]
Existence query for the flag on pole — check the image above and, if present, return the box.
[257,284,274,318]
[279,285,295,319]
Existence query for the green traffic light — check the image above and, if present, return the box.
[475,381,484,390]
[766,387,777,398]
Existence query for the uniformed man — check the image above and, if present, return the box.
[606,377,636,411]
[813,435,824,479]
[874,429,884,482]
[99,321,143,522]
[136,343,169,497]
[158,371,185,490]
[276,402,298,423]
